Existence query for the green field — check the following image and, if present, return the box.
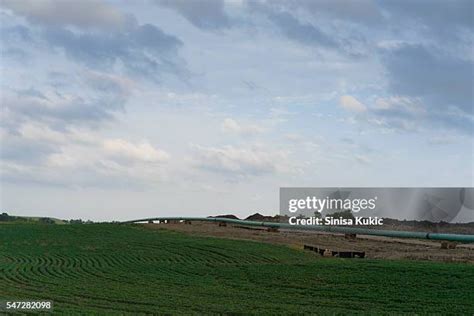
[0,223,473,314]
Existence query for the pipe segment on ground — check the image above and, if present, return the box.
[122,217,474,243]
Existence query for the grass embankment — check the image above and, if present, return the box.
[0,223,473,314]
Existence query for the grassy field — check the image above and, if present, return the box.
[0,223,473,314]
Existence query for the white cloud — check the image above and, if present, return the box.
[427,136,457,145]
[374,98,393,110]
[103,139,170,163]
[1,120,171,187]
[47,152,79,168]
[3,83,126,129]
[374,96,424,114]
[339,95,367,112]
[44,137,170,170]
[154,0,230,30]
[0,0,127,29]
[221,118,265,135]
[191,144,293,177]
[83,70,135,97]
[19,122,68,144]
[355,154,371,165]
[16,122,101,147]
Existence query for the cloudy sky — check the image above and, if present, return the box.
[0,0,473,221]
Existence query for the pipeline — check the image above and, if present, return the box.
[122,217,474,243]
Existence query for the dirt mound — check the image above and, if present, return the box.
[245,213,287,222]
[245,213,267,221]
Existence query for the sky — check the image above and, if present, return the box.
[0,0,473,221]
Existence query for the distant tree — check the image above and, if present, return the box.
[39,217,55,224]
[0,213,28,222]
[69,219,84,224]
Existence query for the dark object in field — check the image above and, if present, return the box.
[267,227,279,233]
[218,222,227,227]
[304,244,365,258]
[233,225,266,231]
[345,233,357,240]
[440,241,457,249]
